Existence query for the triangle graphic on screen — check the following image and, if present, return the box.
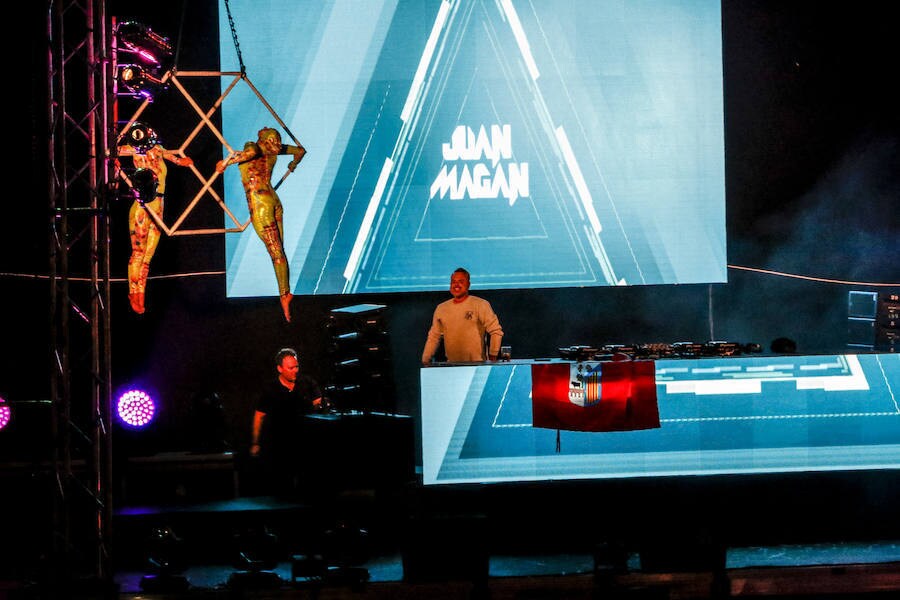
[340,0,624,293]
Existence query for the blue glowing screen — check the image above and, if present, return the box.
[219,0,726,296]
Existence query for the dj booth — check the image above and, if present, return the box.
[420,353,900,486]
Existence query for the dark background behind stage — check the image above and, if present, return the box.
[8,0,899,466]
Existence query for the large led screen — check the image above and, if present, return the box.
[420,354,900,485]
[219,0,726,297]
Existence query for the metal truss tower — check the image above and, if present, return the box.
[47,0,115,587]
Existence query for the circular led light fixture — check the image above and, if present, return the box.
[0,400,10,431]
[117,389,157,429]
[125,121,159,152]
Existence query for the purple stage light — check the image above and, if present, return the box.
[0,400,10,430]
[117,389,156,428]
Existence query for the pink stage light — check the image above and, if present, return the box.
[0,400,10,430]
[116,21,172,67]
[117,389,156,429]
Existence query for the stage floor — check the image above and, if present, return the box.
[103,492,900,598]
[113,540,900,598]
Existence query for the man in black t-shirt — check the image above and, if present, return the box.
[250,347,322,496]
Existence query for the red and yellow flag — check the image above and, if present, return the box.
[531,360,659,432]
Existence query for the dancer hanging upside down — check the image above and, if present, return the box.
[216,127,305,323]
[118,129,194,314]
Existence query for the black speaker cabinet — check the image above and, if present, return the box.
[302,412,415,492]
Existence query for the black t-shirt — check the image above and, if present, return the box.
[257,375,322,457]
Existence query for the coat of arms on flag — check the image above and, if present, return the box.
[531,360,660,432]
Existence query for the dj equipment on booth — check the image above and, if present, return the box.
[558,340,762,361]
[876,293,899,352]
[848,291,899,352]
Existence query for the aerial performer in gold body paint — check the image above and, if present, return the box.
[216,127,306,323]
[118,124,194,314]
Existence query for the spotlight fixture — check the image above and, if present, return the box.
[117,389,157,429]
[124,121,159,152]
[0,399,10,431]
[140,526,189,593]
[116,21,173,68]
[117,64,167,101]
[228,526,283,591]
[115,21,174,102]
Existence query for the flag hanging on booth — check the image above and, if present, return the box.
[531,360,660,432]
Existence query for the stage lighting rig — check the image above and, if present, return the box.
[115,21,174,101]
[117,64,168,100]
[123,121,159,152]
[116,389,157,429]
[228,525,283,591]
[116,21,173,67]
[0,398,10,430]
[139,526,190,593]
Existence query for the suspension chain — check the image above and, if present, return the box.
[223,0,246,74]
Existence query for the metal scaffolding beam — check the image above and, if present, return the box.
[47,0,115,587]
